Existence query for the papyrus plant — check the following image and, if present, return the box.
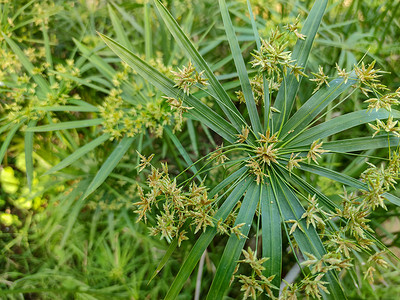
[98,0,400,299]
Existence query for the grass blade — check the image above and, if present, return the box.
[148,236,179,284]
[276,163,338,213]
[82,136,134,200]
[219,0,262,135]
[288,109,400,147]
[108,4,133,51]
[25,120,37,191]
[186,119,199,157]
[164,127,199,177]
[273,0,328,130]
[74,39,116,79]
[110,1,144,35]
[2,33,50,94]
[25,118,103,132]
[0,122,23,165]
[323,135,400,152]
[261,182,282,294]
[270,170,346,299]
[34,105,100,113]
[280,74,357,141]
[207,180,260,299]
[44,133,111,175]
[299,162,400,206]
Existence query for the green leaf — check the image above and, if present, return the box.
[82,136,134,200]
[270,170,346,299]
[25,120,37,191]
[144,0,152,59]
[153,0,246,133]
[44,133,111,175]
[298,162,400,206]
[288,109,400,147]
[74,39,116,79]
[323,135,400,152]
[209,166,248,198]
[244,0,270,131]
[25,118,103,132]
[280,74,357,142]
[34,105,100,113]
[273,0,328,130]
[2,33,50,94]
[59,179,91,248]
[164,127,199,177]
[261,182,282,294]
[50,70,110,94]
[98,33,238,143]
[0,122,23,165]
[110,1,144,35]
[108,4,133,51]
[276,163,339,213]
[165,178,251,299]
[207,180,260,299]
[219,0,262,135]
[186,119,199,157]
[149,235,179,284]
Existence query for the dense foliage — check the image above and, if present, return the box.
[1,0,400,299]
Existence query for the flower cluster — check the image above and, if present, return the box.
[233,247,277,299]
[171,61,208,95]
[134,156,245,246]
[99,89,182,140]
[0,46,81,123]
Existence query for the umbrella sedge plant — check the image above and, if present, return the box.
[30,0,399,299]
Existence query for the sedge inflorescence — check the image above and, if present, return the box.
[133,11,400,300]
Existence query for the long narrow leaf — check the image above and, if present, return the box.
[82,136,134,200]
[288,109,400,147]
[273,0,328,130]
[108,4,133,51]
[323,135,400,152]
[270,171,346,299]
[0,123,23,165]
[164,127,199,177]
[280,74,357,141]
[207,180,260,299]
[34,105,100,113]
[165,179,251,299]
[299,162,400,206]
[25,118,103,132]
[153,0,246,133]
[219,0,262,135]
[45,133,111,175]
[25,120,36,191]
[2,33,50,94]
[261,182,282,294]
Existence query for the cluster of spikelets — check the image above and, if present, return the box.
[99,88,179,140]
[100,58,209,140]
[171,60,208,95]
[0,45,81,123]
[134,153,250,246]
[246,25,306,102]
[0,31,190,141]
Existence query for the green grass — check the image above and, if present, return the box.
[1,0,400,299]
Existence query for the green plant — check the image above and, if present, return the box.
[98,0,400,299]
[2,0,400,299]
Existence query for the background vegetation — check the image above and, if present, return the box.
[1,0,400,299]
